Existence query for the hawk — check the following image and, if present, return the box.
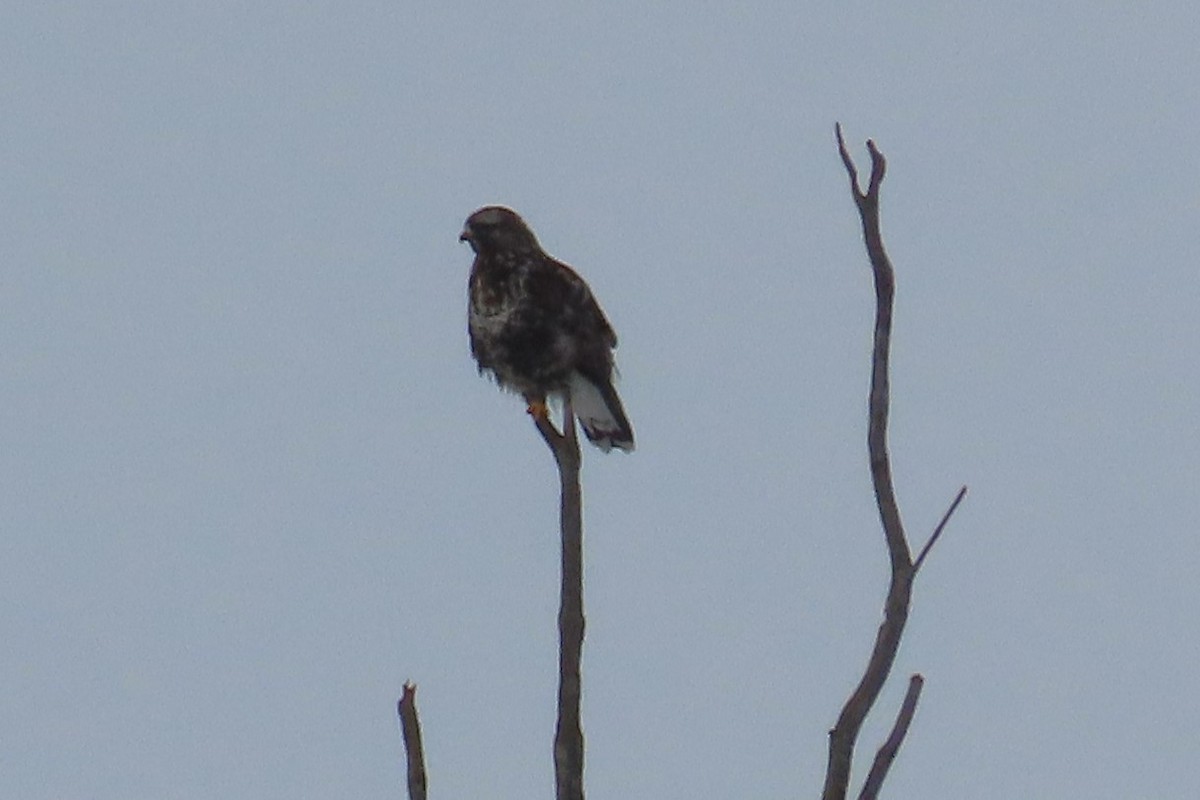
[460,206,635,453]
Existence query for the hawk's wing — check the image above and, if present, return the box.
[529,256,618,351]
[532,257,634,452]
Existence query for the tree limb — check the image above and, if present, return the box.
[532,401,586,800]
[857,674,924,800]
[823,124,965,800]
[397,682,427,800]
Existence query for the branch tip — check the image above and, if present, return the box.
[835,123,862,196]
[398,680,428,800]
[857,674,924,800]
[531,400,581,469]
[866,140,886,194]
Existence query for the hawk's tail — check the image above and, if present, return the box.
[567,371,635,453]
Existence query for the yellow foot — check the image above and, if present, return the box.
[525,399,549,420]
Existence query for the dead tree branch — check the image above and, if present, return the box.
[857,674,924,800]
[822,124,967,800]
[532,400,586,800]
[914,486,968,574]
[397,682,428,800]
[396,404,586,799]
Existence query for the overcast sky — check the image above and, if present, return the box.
[3,3,1199,798]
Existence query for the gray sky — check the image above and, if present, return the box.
[3,3,1198,798]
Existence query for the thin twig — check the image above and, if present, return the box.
[397,682,427,800]
[914,486,968,574]
[857,674,925,800]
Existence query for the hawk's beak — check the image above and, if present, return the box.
[458,228,473,244]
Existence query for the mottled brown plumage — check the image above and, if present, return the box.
[459,206,634,452]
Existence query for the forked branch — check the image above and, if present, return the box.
[822,124,966,800]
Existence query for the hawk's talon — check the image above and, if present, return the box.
[526,400,550,420]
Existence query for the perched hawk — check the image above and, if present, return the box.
[460,206,635,453]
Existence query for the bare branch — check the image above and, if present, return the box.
[397,682,427,800]
[913,485,968,574]
[823,126,911,800]
[532,398,586,800]
[857,675,924,800]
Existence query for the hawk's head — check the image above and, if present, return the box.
[459,206,540,255]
